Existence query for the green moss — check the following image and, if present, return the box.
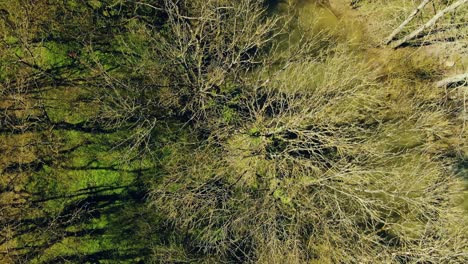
[56,130,90,146]
[35,42,73,70]
[83,49,121,71]
[64,0,87,11]
[4,35,18,44]
[88,0,102,9]
[42,87,97,124]
[222,106,237,123]
[69,169,132,191]
[14,46,24,57]
[273,188,292,206]
[248,127,261,137]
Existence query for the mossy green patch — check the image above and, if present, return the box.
[88,0,103,9]
[35,42,73,70]
[42,87,97,124]
[4,35,18,44]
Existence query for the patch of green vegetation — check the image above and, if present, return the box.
[4,35,18,45]
[35,42,74,70]
[222,106,237,123]
[88,0,103,10]
[42,87,97,124]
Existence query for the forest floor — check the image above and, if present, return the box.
[330,0,467,71]
[329,0,468,212]
[1,0,467,263]
[329,0,467,130]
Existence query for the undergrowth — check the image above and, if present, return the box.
[148,1,468,263]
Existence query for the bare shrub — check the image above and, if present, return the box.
[149,2,468,262]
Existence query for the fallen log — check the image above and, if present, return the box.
[435,73,468,88]
[384,0,433,45]
[391,0,467,48]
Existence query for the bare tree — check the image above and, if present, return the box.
[154,0,284,120]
